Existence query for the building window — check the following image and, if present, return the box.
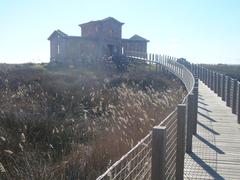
[109,28,113,36]
[57,44,60,54]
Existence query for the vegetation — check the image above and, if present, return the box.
[0,59,186,179]
[202,64,240,81]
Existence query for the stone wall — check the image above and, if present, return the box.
[81,20,122,40]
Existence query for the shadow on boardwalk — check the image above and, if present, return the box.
[189,153,224,180]
[184,81,240,179]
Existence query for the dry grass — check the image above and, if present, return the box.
[0,60,186,179]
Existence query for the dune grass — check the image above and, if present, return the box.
[0,60,186,179]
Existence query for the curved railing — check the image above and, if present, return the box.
[97,51,196,180]
[185,62,240,123]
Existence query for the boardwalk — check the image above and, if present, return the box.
[184,81,240,179]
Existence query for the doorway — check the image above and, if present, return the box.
[107,44,114,56]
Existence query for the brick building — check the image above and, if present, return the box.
[48,17,149,62]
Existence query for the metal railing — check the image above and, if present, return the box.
[97,51,196,180]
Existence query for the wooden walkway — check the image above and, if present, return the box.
[184,81,240,179]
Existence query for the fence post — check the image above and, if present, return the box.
[204,68,207,84]
[214,73,218,93]
[232,79,238,114]
[212,71,215,90]
[197,65,200,78]
[209,70,212,88]
[226,76,231,107]
[208,70,211,89]
[206,69,209,86]
[202,67,205,83]
[237,82,240,124]
[176,104,186,180]
[186,94,194,153]
[211,71,214,91]
[193,86,198,135]
[221,75,226,101]
[152,126,166,180]
[217,73,221,97]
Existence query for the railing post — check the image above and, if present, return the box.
[186,94,194,153]
[197,65,200,78]
[193,86,198,135]
[176,104,186,180]
[211,71,214,91]
[200,66,202,81]
[152,126,166,180]
[232,79,238,114]
[201,67,204,83]
[221,74,226,101]
[214,72,218,93]
[208,69,211,88]
[203,68,206,83]
[226,76,231,107]
[208,70,211,89]
[237,82,240,124]
[206,68,208,85]
[217,73,221,97]
[204,68,207,84]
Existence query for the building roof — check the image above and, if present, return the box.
[79,17,124,27]
[129,34,149,42]
[101,17,124,25]
[48,30,68,40]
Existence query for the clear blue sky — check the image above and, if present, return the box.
[0,0,240,64]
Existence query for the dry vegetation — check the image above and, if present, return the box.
[0,60,186,179]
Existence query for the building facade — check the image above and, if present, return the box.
[48,17,149,62]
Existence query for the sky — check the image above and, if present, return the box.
[0,0,240,64]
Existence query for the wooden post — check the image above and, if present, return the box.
[221,74,226,101]
[237,82,240,124]
[214,73,218,93]
[208,69,211,87]
[208,70,212,89]
[197,65,200,78]
[176,104,186,180]
[194,77,199,88]
[186,94,194,153]
[193,87,198,134]
[211,71,214,91]
[200,66,202,80]
[230,79,234,108]
[226,76,231,107]
[152,126,167,180]
[204,68,207,84]
[202,67,204,83]
[232,79,238,114]
[217,73,221,97]
[206,69,209,86]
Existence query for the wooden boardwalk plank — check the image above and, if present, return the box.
[184,81,240,180]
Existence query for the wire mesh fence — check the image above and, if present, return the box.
[97,51,195,180]
[96,133,152,180]
[160,111,177,179]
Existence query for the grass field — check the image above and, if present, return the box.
[0,60,186,179]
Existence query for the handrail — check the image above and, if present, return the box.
[97,51,196,180]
